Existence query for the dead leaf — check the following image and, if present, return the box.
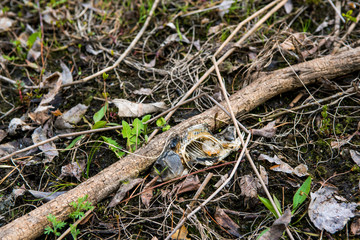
[308,186,357,234]
[0,138,35,158]
[208,23,227,36]
[85,44,103,56]
[173,175,200,195]
[0,17,15,31]
[141,177,158,208]
[160,33,190,48]
[260,165,268,185]
[215,207,240,237]
[8,118,33,135]
[351,218,360,235]
[284,0,293,14]
[58,160,86,181]
[55,104,88,129]
[29,75,62,124]
[112,99,167,117]
[315,19,334,33]
[60,61,73,85]
[32,124,58,162]
[28,190,67,202]
[240,175,262,198]
[170,225,190,240]
[108,178,143,207]
[259,208,292,240]
[259,154,309,177]
[133,88,152,96]
[251,121,276,138]
[0,129,7,143]
[218,0,234,18]
[280,33,306,51]
[144,59,156,68]
[350,150,360,166]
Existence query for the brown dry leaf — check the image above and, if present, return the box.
[31,124,58,162]
[0,129,7,143]
[207,23,226,35]
[214,207,240,237]
[54,104,88,129]
[58,160,86,181]
[112,99,167,117]
[259,154,309,177]
[350,150,360,166]
[29,75,62,124]
[141,177,158,208]
[108,178,143,207]
[280,33,306,51]
[0,16,15,31]
[170,225,190,240]
[259,208,292,240]
[173,175,201,195]
[240,174,262,198]
[351,218,360,235]
[251,121,276,138]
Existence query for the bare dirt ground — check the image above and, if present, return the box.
[0,0,360,239]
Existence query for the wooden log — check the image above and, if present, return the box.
[1,47,360,240]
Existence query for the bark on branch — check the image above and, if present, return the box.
[1,47,360,240]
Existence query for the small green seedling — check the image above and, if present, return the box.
[343,10,357,23]
[92,103,108,129]
[44,214,66,237]
[292,176,311,213]
[156,117,170,132]
[69,195,94,220]
[122,115,151,151]
[102,136,125,159]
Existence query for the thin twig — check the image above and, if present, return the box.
[61,0,160,88]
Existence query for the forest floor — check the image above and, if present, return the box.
[0,0,360,239]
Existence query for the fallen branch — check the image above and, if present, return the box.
[1,47,360,240]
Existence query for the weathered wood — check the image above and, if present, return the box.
[1,47,360,240]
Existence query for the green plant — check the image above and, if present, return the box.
[343,10,357,23]
[300,18,311,32]
[257,177,312,238]
[319,105,331,135]
[102,136,125,158]
[92,102,108,129]
[122,115,151,151]
[44,214,66,237]
[44,195,94,239]
[69,195,94,220]
[156,117,170,132]
[27,31,41,48]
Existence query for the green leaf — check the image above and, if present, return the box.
[156,117,166,127]
[93,103,107,123]
[132,118,144,136]
[64,135,84,151]
[273,195,282,215]
[27,31,41,48]
[102,136,125,158]
[258,196,278,218]
[44,226,54,235]
[142,114,151,123]
[102,72,109,80]
[293,176,311,212]
[122,120,131,138]
[162,124,170,131]
[257,228,270,240]
[92,120,107,129]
